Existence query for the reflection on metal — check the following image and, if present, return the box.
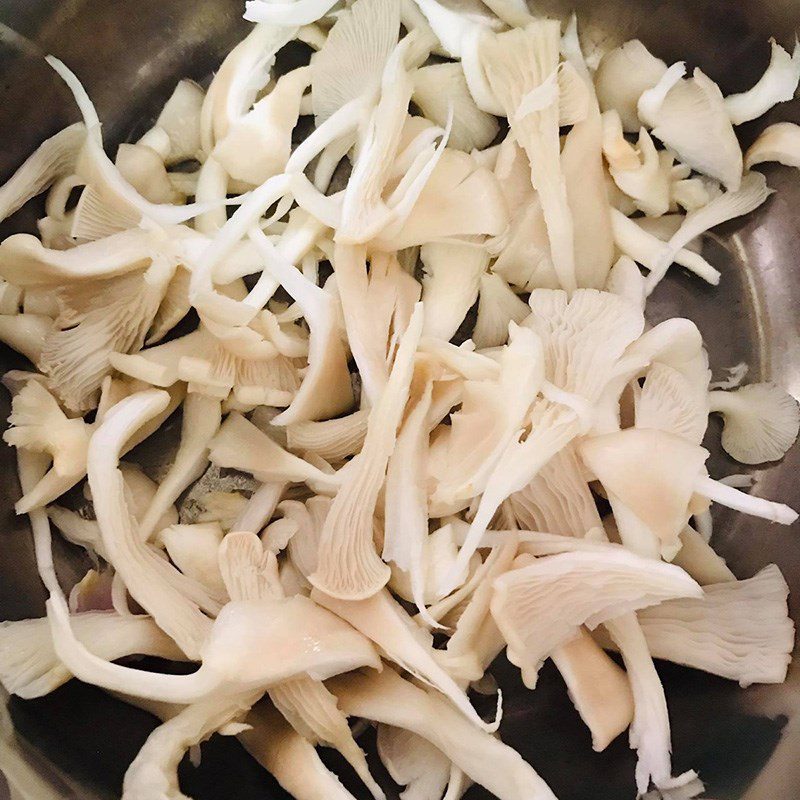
[726,231,770,380]
[0,691,92,800]
[0,23,44,59]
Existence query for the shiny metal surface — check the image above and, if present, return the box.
[0,1,798,799]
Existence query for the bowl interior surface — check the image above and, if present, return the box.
[0,1,799,798]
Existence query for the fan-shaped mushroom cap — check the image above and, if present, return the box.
[709,382,800,464]
[580,428,709,558]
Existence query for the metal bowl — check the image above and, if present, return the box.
[0,1,798,798]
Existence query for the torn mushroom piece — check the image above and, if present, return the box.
[636,565,794,687]
[724,38,800,125]
[604,612,693,796]
[382,357,439,623]
[413,62,500,152]
[507,443,602,539]
[420,241,488,343]
[409,0,504,116]
[157,522,227,596]
[138,79,205,165]
[218,530,284,602]
[138,393,222,541]
[309,0,400,128]
[488,178,557,292]
[635,362,709,445]
[0,226,175,288]
[240,701,359,800]
[114,144,183,207]
[595,565,794,689]
[472,272,530,349]
[490,547,702,687]
[312,587,497,732]
[602,111,671,218]
[330,667,559,800]
[208,412,339,492]
[609,208,721,288]
[0,280,24,316]
[638,64,743,192]
[2,376,183,516]
[122,691,262,800]
[2,379,90,513]
[552,627,635,753]
[86,463,180,554]
[429,323,543,506]
[443,288,646,591]
[643,171,772,292]
[0,123,86,224]
[331,243,419,406]
[580,428,797,562]
[443,533,520,683]
[270,678,385,800]
[47,57,234,230]
[580,428,706,560]
[0,612,185,700]
[276,495,330,589]
[562,88,616,290]
[218,531,384,799]
[147,266,192,346]
[213,67,311,187]
[308,305,423,600]
[594,40,668,132]
[0,314,53,364]
[200,23,298,154]
[49,586,381,705]
[334,36,449,245]
[388,523,474,621]
[286,409,369,463]
[745,121,800,169]
[670,525,736,586]
[86,390,221,659]
[109,322,302,409]
[38,264,175,412]
[372,147,509,251]
[604,255,647,311]
[248,224,354,424]
[377,724,451,800]
[481,21,576,292]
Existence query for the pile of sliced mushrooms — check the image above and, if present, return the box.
[0,0,799,798]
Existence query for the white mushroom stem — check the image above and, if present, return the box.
[694,475,798,525]
[138,394,222,541]
[122,691,263,800]
[331,668,559,800]
[240,702,358,800]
